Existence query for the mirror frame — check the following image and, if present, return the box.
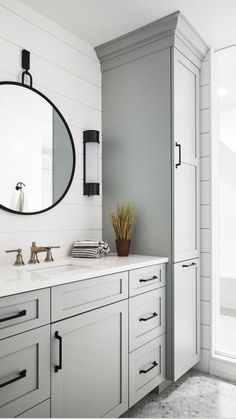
[0,81,76,216]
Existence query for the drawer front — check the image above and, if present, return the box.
[129,335,165,408]
[0,289,50,340]
[51,271,128,321]
[129,264,166,296]
[0,326,50,418]
[129,288,165,351]
[17,399,50,418]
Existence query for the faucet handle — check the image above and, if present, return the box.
[45,246,60,263]
[5,249,25,266]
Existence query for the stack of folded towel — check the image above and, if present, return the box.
[72,240,111,258]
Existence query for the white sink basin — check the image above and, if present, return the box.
[28,264,90,276]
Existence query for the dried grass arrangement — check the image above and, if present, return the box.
[108,203,136,240]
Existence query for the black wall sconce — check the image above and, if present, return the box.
[83,130,100,196]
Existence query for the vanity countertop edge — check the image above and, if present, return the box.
[0,254,168,298]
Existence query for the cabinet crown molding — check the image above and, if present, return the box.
[95,11,209,70]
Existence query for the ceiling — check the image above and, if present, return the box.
[21,0,236,48]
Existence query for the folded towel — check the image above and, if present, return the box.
[73,240,101,247]
[72,240,110,259]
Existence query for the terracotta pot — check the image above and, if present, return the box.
[115,240,131,256]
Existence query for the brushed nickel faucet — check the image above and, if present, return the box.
[28,242,60,264]
[5,249,25,266]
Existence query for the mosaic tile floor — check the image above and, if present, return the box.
[122,370,236,418]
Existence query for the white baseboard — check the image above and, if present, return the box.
[210,355,236,381]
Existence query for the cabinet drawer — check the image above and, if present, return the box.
[129,264,166,296]
[51,271,128,321]
[0,289,50,340]
[129,288,165,351]
[129,335,165,408]
[16,399,50,418]
[0,326,50,418]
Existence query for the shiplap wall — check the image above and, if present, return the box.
[0,0,102,265]
[196,52,211,372]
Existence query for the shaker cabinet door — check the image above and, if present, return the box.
[0,326,50,418]
[173,259,200,381]
[173,49,200,263]
[51,300,128,418]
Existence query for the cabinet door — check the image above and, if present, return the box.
[173,48,200,262]
[51,301,128,418]
[173,259,200,381]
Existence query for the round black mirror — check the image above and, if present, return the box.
[0,82,75,215]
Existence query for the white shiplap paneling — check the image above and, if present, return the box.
[0,0,102,265]
[196,54,211,373]
[200,133,210,157]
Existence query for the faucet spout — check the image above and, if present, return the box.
[28,242,60,264]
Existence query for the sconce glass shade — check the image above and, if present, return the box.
[83,130,100,196]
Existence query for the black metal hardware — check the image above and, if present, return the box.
[139,312,158,322]
[0,309,27,323]
[15,182,25,191]
[139,275,158,283]
[21,49,33,87]
[55,331,62,373]
[22,49,30,70]
[83,183,100,196]
[175,142,182,168]
[139,361,158,374]
[0,369,27,388]
[182,262,197,268]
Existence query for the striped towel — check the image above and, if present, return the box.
[72,240,110,258]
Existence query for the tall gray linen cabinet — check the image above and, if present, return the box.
[95,12,208,381]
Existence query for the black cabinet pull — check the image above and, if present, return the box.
[0,369,27,388]
[139,312,158,322]
[139,361,158,374]
[55,331,62,373]
[175,142,182,168]
[182,262,196,268]
[0,309,27,323]
[139,275,158,283]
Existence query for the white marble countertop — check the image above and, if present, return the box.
[0,254,168,298]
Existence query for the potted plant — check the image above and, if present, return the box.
[108,203,136,256]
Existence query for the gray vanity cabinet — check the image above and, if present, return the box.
[95,11,208,381]
[51,300,128,418]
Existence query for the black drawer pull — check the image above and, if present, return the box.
[55,331,62,373]
[0,369,27,388]
[139,312,158,322]
[139,361,158,374]
[0,309,27,323]
[139,275,158,283]
[182,262,196,268]
[175,142,182,168]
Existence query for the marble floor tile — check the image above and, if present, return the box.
[122,370,236,418]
